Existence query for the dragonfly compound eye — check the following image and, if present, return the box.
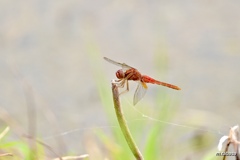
[116,69,124,79]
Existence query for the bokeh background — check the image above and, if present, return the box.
[0,0,240,159]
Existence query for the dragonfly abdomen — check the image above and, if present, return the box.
[142,75,181,90]
[156,81,181,90]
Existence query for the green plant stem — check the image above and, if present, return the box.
[111,81,143,160]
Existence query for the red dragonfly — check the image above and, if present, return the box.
[104,57,181,105]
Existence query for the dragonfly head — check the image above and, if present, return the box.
[116,69,125,79]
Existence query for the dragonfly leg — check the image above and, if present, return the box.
[119,81,129,95]
[113,79,125,88]
[113,71,134,95]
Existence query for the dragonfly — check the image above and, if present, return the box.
[104,57,181,105]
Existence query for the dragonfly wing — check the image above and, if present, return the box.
[133,81,148,105]
[104,57,134,71]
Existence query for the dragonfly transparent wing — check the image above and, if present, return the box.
[104,57,134,71]
[133,81,148,105]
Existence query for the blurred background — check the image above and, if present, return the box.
[0,0,240,160]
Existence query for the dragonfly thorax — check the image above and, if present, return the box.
[116,69,125,79]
